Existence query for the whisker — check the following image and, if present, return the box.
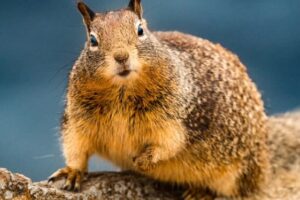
[48,58,75,84]
[33,154,55,160]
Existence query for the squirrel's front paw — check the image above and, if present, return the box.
[133,146,159,172]
[133,154,156,172]
[48,166,84,192]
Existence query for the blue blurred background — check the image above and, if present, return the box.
[0,0,299,181]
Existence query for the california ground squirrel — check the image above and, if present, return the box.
[49,1,270,199]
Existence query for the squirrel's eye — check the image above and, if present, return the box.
[137,24,144,37]
[90,34,98,47]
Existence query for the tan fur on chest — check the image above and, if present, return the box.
[95,112,137,169]
[72,104,186,171]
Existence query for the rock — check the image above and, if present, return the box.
[0,169,180,200]
[0,112,299,200]
[0,168,31,200]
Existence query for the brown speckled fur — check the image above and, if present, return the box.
[50,1,270,198]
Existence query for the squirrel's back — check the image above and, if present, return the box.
[149,31,269,196]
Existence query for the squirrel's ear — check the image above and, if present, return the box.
[128,0,143,19]
[77,1,95,31]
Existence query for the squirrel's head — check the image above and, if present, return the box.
[76,0,166,85]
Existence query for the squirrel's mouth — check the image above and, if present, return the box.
[118,70,131,77]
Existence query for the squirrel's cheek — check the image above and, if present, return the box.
[129,52,142,71]
[88,45,99,52]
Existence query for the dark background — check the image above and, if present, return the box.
[0,0,299,181]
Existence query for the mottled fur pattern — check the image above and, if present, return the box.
[51,1,270,198]
[267,112,300,173]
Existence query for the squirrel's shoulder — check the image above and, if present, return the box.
[153,31,222,53]
[154,31,209,49]
[153,31,241,65]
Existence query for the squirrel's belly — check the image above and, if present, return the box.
[94,111,186,170]
[95,114,138,169]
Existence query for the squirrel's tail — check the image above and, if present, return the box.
[268,111,300,171]
[258,111,300,200]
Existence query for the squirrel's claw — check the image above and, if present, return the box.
[48,167,70,183]
[48,166,83,192]
[133,155,156,171]
[133,148,157,172]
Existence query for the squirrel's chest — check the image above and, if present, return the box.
[94,112,146,168]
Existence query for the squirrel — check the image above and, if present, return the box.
[49,0,270,199]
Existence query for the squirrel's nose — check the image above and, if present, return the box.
[114,51,129,64]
